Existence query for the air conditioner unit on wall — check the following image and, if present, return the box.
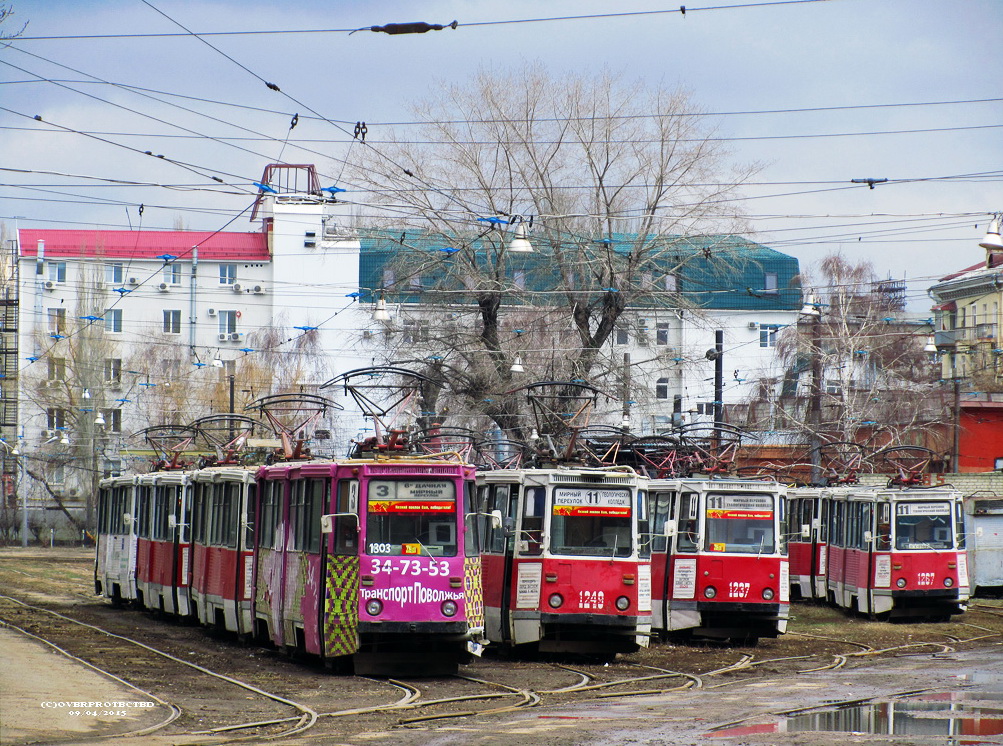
[40,429,53,439]
[252,285,265,294]
[158,282,169,291]
[748,321,759,329]
[232,283,242,292]
[207,308,217,316]
[218,333,229,342]
[44,280,55,290]
[230,332,243,342]
[128,277,139,285]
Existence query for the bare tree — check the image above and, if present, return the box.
[736,254,948,459]
[350,64,760,436]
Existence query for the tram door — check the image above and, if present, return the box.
[480,482,519,642]
[648,489,674,631]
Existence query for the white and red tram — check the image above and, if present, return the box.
[789,486,970,619]
[133,470,194,616]
[477,466,652,656]
[94,475,139,605]
[647,478,789,643]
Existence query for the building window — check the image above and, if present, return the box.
[382,268,396,288]
[696,402,715,415]
[47,357,66,381]
[402,319,429,344]
[47,308,66,333]
[163,309,181,334]
[655,377,669,399]
[104,308,122,333]
[164,263,182,285]
[103,459,122,479]
[219,264,236,285]
[664,274,678,292]
[759,324,779,348]
[51,464,65,485]
[104,358,122,384]
[101,408,123,433]
[218,310,237,335]
[105,263,124,284]
[636,319,650,347]
[46,407,67,429]
[47,262,66,283]
[656,322,670,346]
[763,272,778,294]
[513,270,526,289]
[615,327,629,345]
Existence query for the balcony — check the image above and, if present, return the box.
[977,323,998,341]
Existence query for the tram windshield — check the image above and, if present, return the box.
[365,479,457,557]
[704,493,776,554]
[549,487,633,557]
[894,501,953,550]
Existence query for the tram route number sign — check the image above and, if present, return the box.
[896,502,950,516]
[552,488,631,517]
[368,480,455,513]
[707,494,773,520]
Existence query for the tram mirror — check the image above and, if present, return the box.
[321,512,358,534]
[490,509,503,529]
[503,516,516,535]
[801,524,810,538]
[122,512,133,526]
[863,530,873,543]
[662,519,677,537]
[168,515,177,529]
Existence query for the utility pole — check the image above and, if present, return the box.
[808,308,823,485]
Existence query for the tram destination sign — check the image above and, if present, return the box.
[552,488,631,517]
[896,502,951,516]
[707,493,773,520]
[368,480,455,513]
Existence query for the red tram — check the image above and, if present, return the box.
[788,486,970,619]
[476,466,651,656]
[134,470,194,616]
[647,478,789,643]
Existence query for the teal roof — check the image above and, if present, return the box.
[359,228,801,312]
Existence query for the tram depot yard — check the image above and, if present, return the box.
[3,547,1003,746]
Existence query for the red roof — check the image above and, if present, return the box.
[18,229,269,262]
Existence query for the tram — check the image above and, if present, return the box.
[253,456,483,673]
[647,478,789,643]
[94,474,139,605]
[476,465,652,656]
[786,483,966,617]
[133,470,194,616]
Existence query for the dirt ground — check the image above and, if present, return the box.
[2,547,1002,745]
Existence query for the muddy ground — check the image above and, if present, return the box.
[2,547,1002,745]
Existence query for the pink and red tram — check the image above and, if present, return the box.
[476,466,652,657]
[789,486,970,619]
[95,475,140,606]
[133,471,194,616]
[252,459,484,674]
[646,478,790,644]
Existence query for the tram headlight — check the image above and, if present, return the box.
[615,596,631,611]
[365,599,383,616]
[441,600,458,617]
[896,577,907,588]
[761,587,775,601]
[703,585,717,599]
[944,577,954,588]
[548,593,564,609]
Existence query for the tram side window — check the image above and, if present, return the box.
[956,502,966,549]
[258,480,282,550]
[151,486,169,541]
[332,480,358,555]
[819,500,829,542]
[136,486,151,539]
[191,483,207,544]
[243,484,256,549]
[291,479,325,553]
[830,500,845,547]
[97,489,108,533]
[650,491,672,553]
[520,486,545,556]
[637,489,651,559]
[875,503,891,551]
[482,484,513,554]
[846,502,860,549]
[112,486,129,534]
[676,492,699,553]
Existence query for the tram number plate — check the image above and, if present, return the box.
[917,572,935,587]
[370,558,450,576]
[728,581,751,599]
[578,590,605,610]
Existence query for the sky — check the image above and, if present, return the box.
[1,0,1002,311]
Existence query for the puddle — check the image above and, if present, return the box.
[710,695,1003,739]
